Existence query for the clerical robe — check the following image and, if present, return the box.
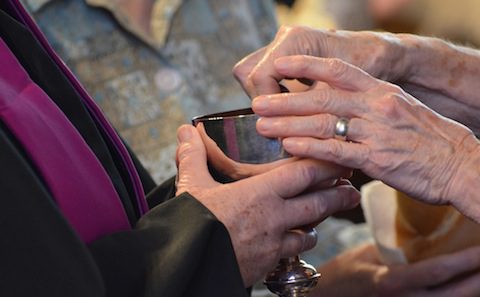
[0,3,247,297]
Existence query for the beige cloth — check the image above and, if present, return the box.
[22,0,182,48]
[87,0,182,49]
[362,181,480,265]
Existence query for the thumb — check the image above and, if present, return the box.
[176,125,216,194]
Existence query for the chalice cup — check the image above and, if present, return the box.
[192,108,320,297]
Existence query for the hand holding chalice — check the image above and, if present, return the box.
[192,108,322,297]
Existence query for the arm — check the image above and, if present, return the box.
[395,34,480,135]
[233,27,480,135]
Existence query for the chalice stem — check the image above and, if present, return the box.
[264,256,320,297]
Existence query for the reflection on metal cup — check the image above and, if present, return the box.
[192,108,290,164]
[193,108,319,297]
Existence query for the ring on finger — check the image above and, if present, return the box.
[334,117,350,138]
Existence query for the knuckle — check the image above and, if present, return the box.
[232,63,247,81]
[288,25,311,40]
[311,114,330,138]
[326,140,345,160]
[297,162,318,185]
[278,24,293,35]
[369,152,393,172]
[177,143,194,162]
[356,148,371,168]
[248,70,266,87]
[327,58,348,80]
[312,194,329,218]
[282,93,297,111]
[310,90,333,111]
[384,83,403,93]
[375,92,403,119]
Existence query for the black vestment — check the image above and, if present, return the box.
[0,6,247,297]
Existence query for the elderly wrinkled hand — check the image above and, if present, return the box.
[234,25,480,137]
[250,55,480,222]
[310,243,480,297]
[174,125,360,287]
[233,25,405,98]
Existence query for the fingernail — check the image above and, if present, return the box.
[256,117,272,132]
[177,125,193,143]
[282,138,296,150]
[252,96,269,112]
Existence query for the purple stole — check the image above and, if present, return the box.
[1,1,149,242]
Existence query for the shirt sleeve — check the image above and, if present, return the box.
[88,193,248,297]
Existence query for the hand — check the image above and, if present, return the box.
[233,25,407,98]
[175,125,360,287]
[234,26,480,136]
[195,121,350,188]
[251,55,480,220]
[310,243,480,297]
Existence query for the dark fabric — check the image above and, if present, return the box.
[146,175,177,208]
[124,140,158,195]
[0,127,106,297]
[0,36,131,242]
[0,5,247,297]
[90,193,247,297]
[0,8,138,223]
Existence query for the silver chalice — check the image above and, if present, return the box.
[192,108,320,297]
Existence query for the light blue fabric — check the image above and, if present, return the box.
[24,0,278,183]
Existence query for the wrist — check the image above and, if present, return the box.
[445,136,480,222]
[371,32,412,82]
[388,33,430,83]
[326,30,413,83]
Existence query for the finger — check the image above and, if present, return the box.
[257,114,338,139]
[257,158,353,198]
[176,125,216,193]
[282,184,361,230]
[405,246,480,288]
[243,26,301,97]
[257,115,369,143]
[246,63,282,97]
[274,55,379,92]
[282,137,370,169]
[257,115,332,139]
[252,88,366,118]
[280,228,318,257]
[233,46,267,97]
[428,272,480,297]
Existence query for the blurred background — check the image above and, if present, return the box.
[275,0,480,47]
